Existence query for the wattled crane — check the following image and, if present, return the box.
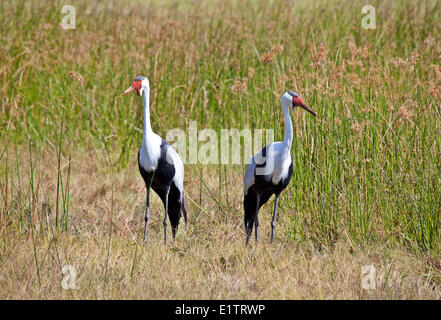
[243,91,316,245]
[121,76,187,244]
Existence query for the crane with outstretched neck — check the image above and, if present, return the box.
[121,76,187,244]
[243,91,316,245]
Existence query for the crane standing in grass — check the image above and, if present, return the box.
[243,91,316,245]
[121,76,187,244]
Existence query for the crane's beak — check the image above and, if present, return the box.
[293,97,317,117]
[299,103,317,117]
[121,86,135,96]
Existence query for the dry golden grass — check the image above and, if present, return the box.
[1,150,441,299]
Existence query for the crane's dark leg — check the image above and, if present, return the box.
[271,194,280,243]
[142,186,150,242]
[246,193,260,246]
[254,209,259,244]
[182,194,188,228]
[163,185,170,244]
[245,220,253,246]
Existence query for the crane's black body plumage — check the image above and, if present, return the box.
[138,139,187,241]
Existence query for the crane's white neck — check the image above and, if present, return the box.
[282,103,293,151]
[142,85,153,138]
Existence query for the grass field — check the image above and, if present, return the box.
[1,0,441,299]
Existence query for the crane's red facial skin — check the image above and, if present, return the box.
[121,80,142,96]
[292,97,304,108]
[292,97,317,117]
[132,80,142,95]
